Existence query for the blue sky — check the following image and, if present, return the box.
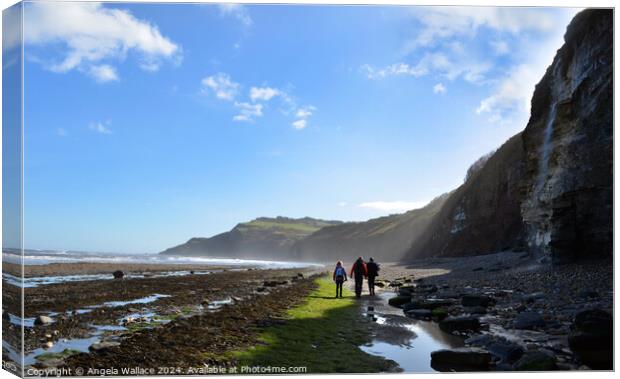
[9,2,579,253]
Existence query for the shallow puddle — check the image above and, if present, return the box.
[358,291,464,372]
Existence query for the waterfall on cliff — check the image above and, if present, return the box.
[536,101,558,193]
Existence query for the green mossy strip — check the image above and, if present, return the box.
[234,277,397,373]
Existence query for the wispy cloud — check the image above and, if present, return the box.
[217,3,252,27]
[250,86,281,102]
[291,105,316,130]
[201,73,314,128]
[24,2,180,81]
[233,102,263,123]
[404,7,557,51]
[89,121,112,134]
[89,64,119,83]
[433,83,446,94]
[362,53,490,84]
[56,128,68,137]
[359,200,429,212]
[201,73,240,101]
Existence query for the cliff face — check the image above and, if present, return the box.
[406,133,526,259]
[520,9,613,263]
[292,194,449,262]
[159,217,341,260]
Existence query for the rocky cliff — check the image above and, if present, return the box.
[291,194,449,262]
[405,133,526,258]
[159,217,341,260]
[520,9,613,264]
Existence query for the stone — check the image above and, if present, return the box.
[430,348,492,371]
[514,312,545,330]
[514,351,557,371]
[487,341,524,364]
[43,341,54,349]
[463,306,487,315]
[388,296,411,308]
[112,270,124,279]
[568,309,612,370]
[89,341,121,352]
[439,316,481,333]
[462,295,495,307]
[398,286,414,296]
[406,309,432,320]
[578,290,599,299]
[34,315,53,326]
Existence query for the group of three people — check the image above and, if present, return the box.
[332,257,379,298]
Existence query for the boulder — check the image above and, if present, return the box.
[463,306,487,315]
[398,286,414,296]
[406,309,432,320]
[388,296,411,308]
[112,270,124,279]
[406,298,452,311]
[514,312,545,330]
[34,315,53,326]
[514,351,557,371]
[439,316,481,333]
[461,295,495,307]
[568,309,612,369]
[89,341,121,352]
[430,348,492,371]
[487,341,524,364]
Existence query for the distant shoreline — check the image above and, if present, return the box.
[2,262,234,278]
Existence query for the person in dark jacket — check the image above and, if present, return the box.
[332,261,347,298]
[350,257,367,298]
[366,257,380,296]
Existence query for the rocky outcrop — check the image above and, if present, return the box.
[405,133,526,259]
[159,217,341,260]
[520,9,613,263]
[292,194,449,262]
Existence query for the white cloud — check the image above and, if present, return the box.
[233,102,263,122]
[217,3,252,27]
[433,83,446,94]
[359,200,430,212]
[490,40,510,55]
[363,53,490,84]
[291,105,316,130]
[338,201,348,207]
[295,106,316,119]
[23,2,180,80]
[291,119,307,130]
[202,73,239,101]
[89,122,112,134]
[89,64,119,83]
[406,7,558,50]
[476,9,580,123]
[57,128,68,137]
[250,86,281,102]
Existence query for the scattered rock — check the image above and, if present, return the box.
[431,348,492,371]
[43,341,54,349]
[487,341,524,364]
[568,309,612,369]
[406,309,432,320]
[439,316,480,333]
[388,296,411,308]
[34,315,53,326]
[514,350,557,371]
[89,341,121,352]
[514,312,545,330]
[112,270,124,279]
[463,306,487,315]
[461,295,495,307]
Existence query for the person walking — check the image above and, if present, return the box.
[366,257,380,296]
[332,261,347,298]
[350,257,367,298]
